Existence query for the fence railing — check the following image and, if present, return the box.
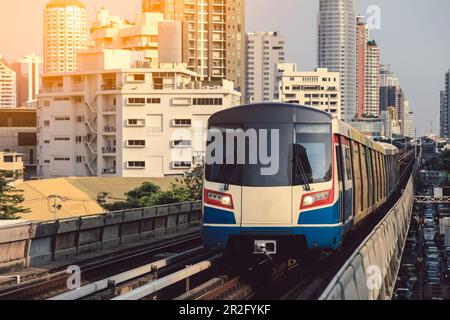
[0,201,202,273]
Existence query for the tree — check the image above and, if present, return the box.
[0,171,30,220]
[100,167,205,212]
[173,166,204,201]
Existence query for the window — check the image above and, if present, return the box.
[193,98,223,106]
[127,97,146,105]
[3,156,14,163]
[75,136,82,143]
[18,133,36,146]
[172,140,191,148]
[127,119,146,127]
[127,161,146,168]
[172,161,192,169]
[173,119,192,127]
[76,156,85,163]
[54,116,70,121]
[43,140,50,144]
[131,74,145,81]
[127,140,146,147]
[54,157,70,161]
[44,120,50,126]
[76,116,85,123]
[293,124,332,184]
[54,137,70,141]
[147,98,161,104]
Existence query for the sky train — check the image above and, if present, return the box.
[202,103,400,260]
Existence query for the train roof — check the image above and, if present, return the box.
[208,103,333,124]
[208,103,398,156]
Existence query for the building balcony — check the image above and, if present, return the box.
[102,168,116,175]
[103,126,117,135]
[102,106,117,113]
[101,147,116,155]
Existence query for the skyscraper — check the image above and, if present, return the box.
[44,0,88,73]
[12,54,43,107]
[364,40,380,116]
[245,32,285,103]
[0,54,16,107]
[440,90,448,138]
[440,71,450,139]
[356,16,368,118]
[318,0,357,122]
[380,64,401,114]
[142,0,245,95]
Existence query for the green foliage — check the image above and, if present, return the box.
[173,166,204,201]
[101,166,205,212]
[0,171,30,220]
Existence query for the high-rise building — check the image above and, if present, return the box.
[276,63,341,119]
[245,32,285,103]
[440,90,448,138]
[318,0,357,122]
[440,71,450,139]
[356,16,368,118]
[44,0,88,73]
[37,49,240,178]
[402,100,414,138]
[142,0,245,95]
[364,40,380,116]
[0,54,16,107]
[380,64,400,113]
[12,54,43,107]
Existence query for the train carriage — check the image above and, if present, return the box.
[202,103,399,259]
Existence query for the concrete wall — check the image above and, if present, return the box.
[0,201,202,273]
[320,173,415,301]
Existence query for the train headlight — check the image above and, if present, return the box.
[204,189,234,209]
[221,196,232,207]
[301,190,332,209]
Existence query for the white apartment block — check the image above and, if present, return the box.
[44,0,88,73]
[402,100,415,138]
[245,32,285,103]
[37,49,240,178]
[276,63,341,119]
[0,55,16,107]
[91,9,171,66]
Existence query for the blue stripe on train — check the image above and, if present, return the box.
[297,200,341,225]
[204,206,236,225]
[202,225,344,251]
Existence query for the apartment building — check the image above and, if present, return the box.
[0,54,16,107]
[245,32,285,103]
[276,63,341,119]
[37,49,240,178]
[44,0,88,73]
[142,0,246,95]
[364,40,381,117]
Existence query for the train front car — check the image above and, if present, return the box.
[202,103,342,261]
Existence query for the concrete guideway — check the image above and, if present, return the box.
[48,246,205,300]
[111,255,222,300]
[320,172,416,300]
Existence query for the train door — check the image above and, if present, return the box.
[240,123,293,227]
[340,136,353,224]
[351,141,362,220]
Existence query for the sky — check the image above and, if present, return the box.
[1,0,450,136]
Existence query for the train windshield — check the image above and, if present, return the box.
[294,124,332,184]
[205,123,331,187]
[205,124,293,187]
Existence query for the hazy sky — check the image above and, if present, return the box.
[1,0,449,135]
